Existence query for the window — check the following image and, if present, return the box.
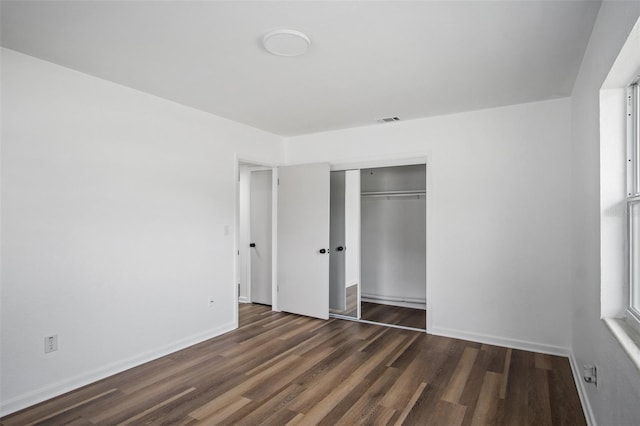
[627,81,640,326]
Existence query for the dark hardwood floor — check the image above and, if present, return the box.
[2,304,585,425]
[361,301,426,330]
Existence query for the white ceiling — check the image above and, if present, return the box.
[1,1,601,136]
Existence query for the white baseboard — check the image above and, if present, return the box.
[568,352,597,426]
[361,292,426,310]
[429,325,570,357]
[361,297,426,310]
[238,296,249,303]
[0,321,237,417]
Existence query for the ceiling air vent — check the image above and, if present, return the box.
[377,116,400,124]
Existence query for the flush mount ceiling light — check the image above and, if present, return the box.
[263,29,311,57]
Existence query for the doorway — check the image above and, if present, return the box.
[237,162,275,309]
[329,163,427,331]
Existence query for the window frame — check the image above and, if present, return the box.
[627,80,640,332]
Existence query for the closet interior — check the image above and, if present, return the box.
[329,164,426,330]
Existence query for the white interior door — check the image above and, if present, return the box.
[250,170,272,305]
[278,163,330,319]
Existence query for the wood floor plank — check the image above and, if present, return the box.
[286,346,368,413]
[499,347,513,399]
[459,347,491,411]
[379,353,430,411]
[297,335,406,424]
[442,347,479,404]
[1,304,585,426]
[331,366,401,425]
[87,384,195,424]
[119,387,196,425]
[548,356,586,425]
[385,333,420,367]
[528,368,553,425]
[535,353,553,370]
[220,383,305,426]
[242,345,335,402]
[470,371,502,426]
[198,396,252,424]
[188,354,299,419]
[425,400,467,426]
[393,381,427,425]
[371,405,397,426]
[501,349,532,425]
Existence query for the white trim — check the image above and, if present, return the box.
[429,325,570,357]
[271,167,280,312]
[238,296,249,303]
[604,317,640,372]
[425,158,433,334]
[568,351,597,426]
[361,297,426,310]
[361,292,426,305]
[626,308,640,336]
[627,85,637,197]
[329,155,427,171]
[0,321,236,417]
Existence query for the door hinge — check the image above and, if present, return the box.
[277,178,280,185]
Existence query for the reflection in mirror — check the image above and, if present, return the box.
[329,170,360,319]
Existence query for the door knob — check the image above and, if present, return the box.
[319,248,327,254]
[250,243,256,247]
[336,246,345,252]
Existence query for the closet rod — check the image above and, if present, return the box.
[361,190,426,198]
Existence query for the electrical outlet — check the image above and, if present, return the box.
[583,364,597,387]
[44,335,58,353]
[208,298,215,308]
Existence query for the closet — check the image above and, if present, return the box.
[360,165,426,329]
[329,164,426,330]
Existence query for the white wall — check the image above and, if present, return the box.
[286,97,572,353]
[361,195,426,304]
[0,48,283,414]
[570,2,640,424]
